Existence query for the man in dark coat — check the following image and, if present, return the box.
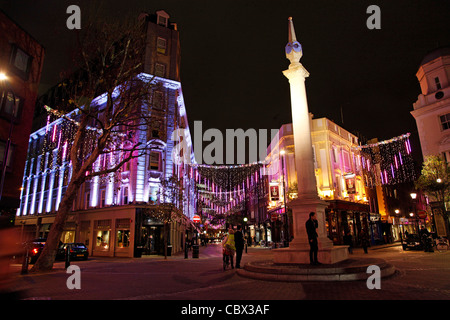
[234,225,245,268]
[305,212,320,265]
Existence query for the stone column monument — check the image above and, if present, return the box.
[273,17,348,264]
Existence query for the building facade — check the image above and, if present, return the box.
[265,118,372,246]
[411,46,450,159]
[14,10,197,257]
[0,10,45,216]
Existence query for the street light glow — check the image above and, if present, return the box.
[0,72,7,81]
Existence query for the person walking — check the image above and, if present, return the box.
[234,225,245,268]
[305,212,320,265]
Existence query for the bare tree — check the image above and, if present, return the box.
[31,16,155,272]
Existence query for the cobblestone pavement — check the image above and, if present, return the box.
[6,242,450,304]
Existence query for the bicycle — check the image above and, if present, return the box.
[434,237,449,252]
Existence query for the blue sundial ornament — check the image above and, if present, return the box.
[285,41,302,54]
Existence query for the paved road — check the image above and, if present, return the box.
[5,242,450,315]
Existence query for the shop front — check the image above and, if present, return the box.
[325,200,370,247]
[78,206,136,258]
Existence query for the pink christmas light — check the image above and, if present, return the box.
[52,124,57,142]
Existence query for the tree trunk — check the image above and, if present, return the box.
[31,177,82,272]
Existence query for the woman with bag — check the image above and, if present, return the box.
[222,226,236,270]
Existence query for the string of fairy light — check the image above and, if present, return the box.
[187,162,266,228]
[35,105,136,189]
[37,103,416,227]
[356,133,416,188]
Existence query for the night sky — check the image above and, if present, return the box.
[1,0,449,165]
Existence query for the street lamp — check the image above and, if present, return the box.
[243,217,248,253]
[279,149,289,247]
[410,192,419,233]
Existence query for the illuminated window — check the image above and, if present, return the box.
[149,151,160,171]
[157,37,167,54]
[94,220,111,250]
[116,219,131,248]
[117,230,130,248]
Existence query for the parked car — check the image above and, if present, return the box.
[26,238,46,264]
[402,234,423,250]
[56,243,89,261]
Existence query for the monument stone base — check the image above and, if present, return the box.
[273,245,349,265]
[273,195,349,264]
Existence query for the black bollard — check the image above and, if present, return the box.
[65,245,71,269]
[21,245,29,275]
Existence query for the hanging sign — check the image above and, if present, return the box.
[270,185,280,201]
[344,173,356,194]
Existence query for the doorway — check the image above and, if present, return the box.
[142,225,162,255]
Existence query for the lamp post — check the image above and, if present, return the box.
[243,216,248,253]
[279,149,289,247]
[410,192,419,233]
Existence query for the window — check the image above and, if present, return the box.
[157,37,167,54]
[0,91,21,118]
[94,220,111,250]
[153,91,164,109]
[100,189,106,208]
[332,147,339,164]
[157,15,167,27]
[10,45,32,79]
[149,151,160,171]
[149,185,158,203]
[85,192,90,209]
[435,77,442,90]
[117,230,130,248]
[122,187,129,204]
[116,219,131,248]
[0,141,14,169]
[151,120,162,138]
[440,113,450,130]
[155,63,165,78]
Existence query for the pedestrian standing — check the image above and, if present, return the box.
[234,225,245,268]
[223,226,236,269]
[305,212,320,265]
[361,229,369,254]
